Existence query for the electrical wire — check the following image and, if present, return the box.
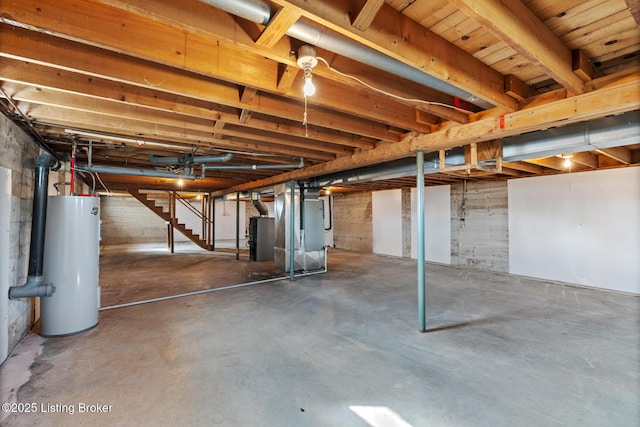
[303,95,310,137]
[71,166,96,194]
[94,172,112,195]
[316,57,472,114]
[0,88,61,162]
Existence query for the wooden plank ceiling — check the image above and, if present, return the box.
[0,0,639,195]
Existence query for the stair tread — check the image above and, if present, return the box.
[128,189,211,250]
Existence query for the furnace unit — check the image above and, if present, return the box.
[249,217,275,262]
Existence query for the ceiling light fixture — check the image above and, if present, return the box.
[297,45,318,97]
[296,45,318,137]
[561,154,573,168]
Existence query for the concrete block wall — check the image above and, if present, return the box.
[401,188,412,258]
[332,181,508,272]
[100,196,167,244]
[332,192,373,252]
[451,180,509,272]
[0,114,40,364]
[100,195,255,246]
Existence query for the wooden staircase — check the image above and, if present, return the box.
[128,189,211,251]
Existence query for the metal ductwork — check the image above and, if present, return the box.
[79,164,198,181]
[9,154,60,299]
[308,111,640,187]
[199,0,492,109]
[79,158,303,182]
[251,192,269,216]
[502,111,640,161]
[200,158,304,176]
[148,153,233,165]
[200,0,271,25]
[309,154,448,188]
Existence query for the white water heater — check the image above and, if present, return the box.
[40,196,100,336]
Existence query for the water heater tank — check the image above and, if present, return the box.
[40,196,100,336]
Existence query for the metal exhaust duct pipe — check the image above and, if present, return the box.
[202,163,303,170]
[9,154,59,299]
[200,0,271,25]
[149,153,233,165]
[309,111,640,187]
[251,192,269,216]
[199,0,492,109]
[79,164,198,181]
[502,111,640,161]
[201,158,304,175]
[286,21,492,109]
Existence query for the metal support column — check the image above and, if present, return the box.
[169,191,176,254]
[289,180,295,281]
[209,193,215,251]
[201,195,206,239]
[416,151,426,332]
[235,192,240,260]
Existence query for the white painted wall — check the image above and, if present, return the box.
[411,185,451,264]
[0,167,10,363]
[372,189,403,256]
[509,167,640,294]
[214,200,247,240]
[174,199,204,242]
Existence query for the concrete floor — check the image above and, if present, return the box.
[1,245,638,426]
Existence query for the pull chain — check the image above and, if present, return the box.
[303,95,309,138]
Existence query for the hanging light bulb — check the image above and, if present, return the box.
[297,45,318,97]
[561,154,573,168]
[303,71,316,96]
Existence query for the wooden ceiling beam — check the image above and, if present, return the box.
[211,71,640,195]
[239,87,258,105]
[595,146,632,164]
[503,162,547,174]
[13,87,354,157]
[26,107,338,162]
[351,0,385,31]
[524,157,572,172]
[89,174,238,192]
[0,1,429,134]
[269,0,517,109]
[2,0,279,88]
[255,7,302,48]
[0,25,400,142]
[504,74,537,101]
[18,93,353,156]
[312,49,470,122]
[0,60,377,150]
[276,63,300,92]
[448,0,585,95]
[95,0,469,123]
[569,152,598,169]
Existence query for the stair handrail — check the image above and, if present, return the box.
[174,193,214,245]
[174,193,210,224]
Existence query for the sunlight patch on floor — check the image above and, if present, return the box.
[350,405,413,427]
